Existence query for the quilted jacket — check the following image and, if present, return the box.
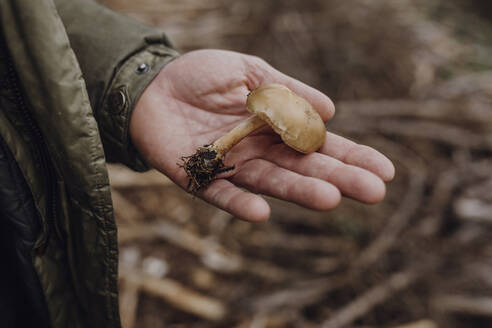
[0,0,178,327]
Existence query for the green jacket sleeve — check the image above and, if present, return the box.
[54,0,179,171]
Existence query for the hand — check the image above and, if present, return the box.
[130,49,395,221]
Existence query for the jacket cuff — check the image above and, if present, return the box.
[99,44,179,171]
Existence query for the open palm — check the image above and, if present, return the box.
[130,49,394,221]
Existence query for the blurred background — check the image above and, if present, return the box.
[97,0,492,327]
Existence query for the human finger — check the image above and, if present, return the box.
[320,132,395,181]
[231,159,341,211]
[264,144,386,204]
[199,178,271,222]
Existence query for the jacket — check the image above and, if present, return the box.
[0,0,179,327]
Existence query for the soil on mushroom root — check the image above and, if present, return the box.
[178,146,234,193]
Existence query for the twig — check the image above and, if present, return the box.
[119,220,298,280]
[107,164,173,188]
[111,189,143,224]
[465,262,492,288]
[355,139,427,269]
[431,295,492,317]
[337,99,492,126]
[415,168,460,236]
[334,119,488,150]
[453,196,492,224]
[118,220,242,272]
[246,230,356,254]
[120,268,226,321]
[119,279,140,328]
[391,320,438,328]
[321,268,421,328]
[249,276,346,314]
[321,222,487,328]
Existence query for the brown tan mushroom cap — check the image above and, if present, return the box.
[246,84,327,154]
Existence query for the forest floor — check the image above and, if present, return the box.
[98,0,492,327]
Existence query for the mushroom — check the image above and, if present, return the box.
[180,83,326,192]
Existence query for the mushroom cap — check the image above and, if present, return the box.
[246,84,326,154]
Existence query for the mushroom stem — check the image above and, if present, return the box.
[212,115,266,155]
[179,83,326,193]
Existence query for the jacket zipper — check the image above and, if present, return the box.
[1,42,58,253]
